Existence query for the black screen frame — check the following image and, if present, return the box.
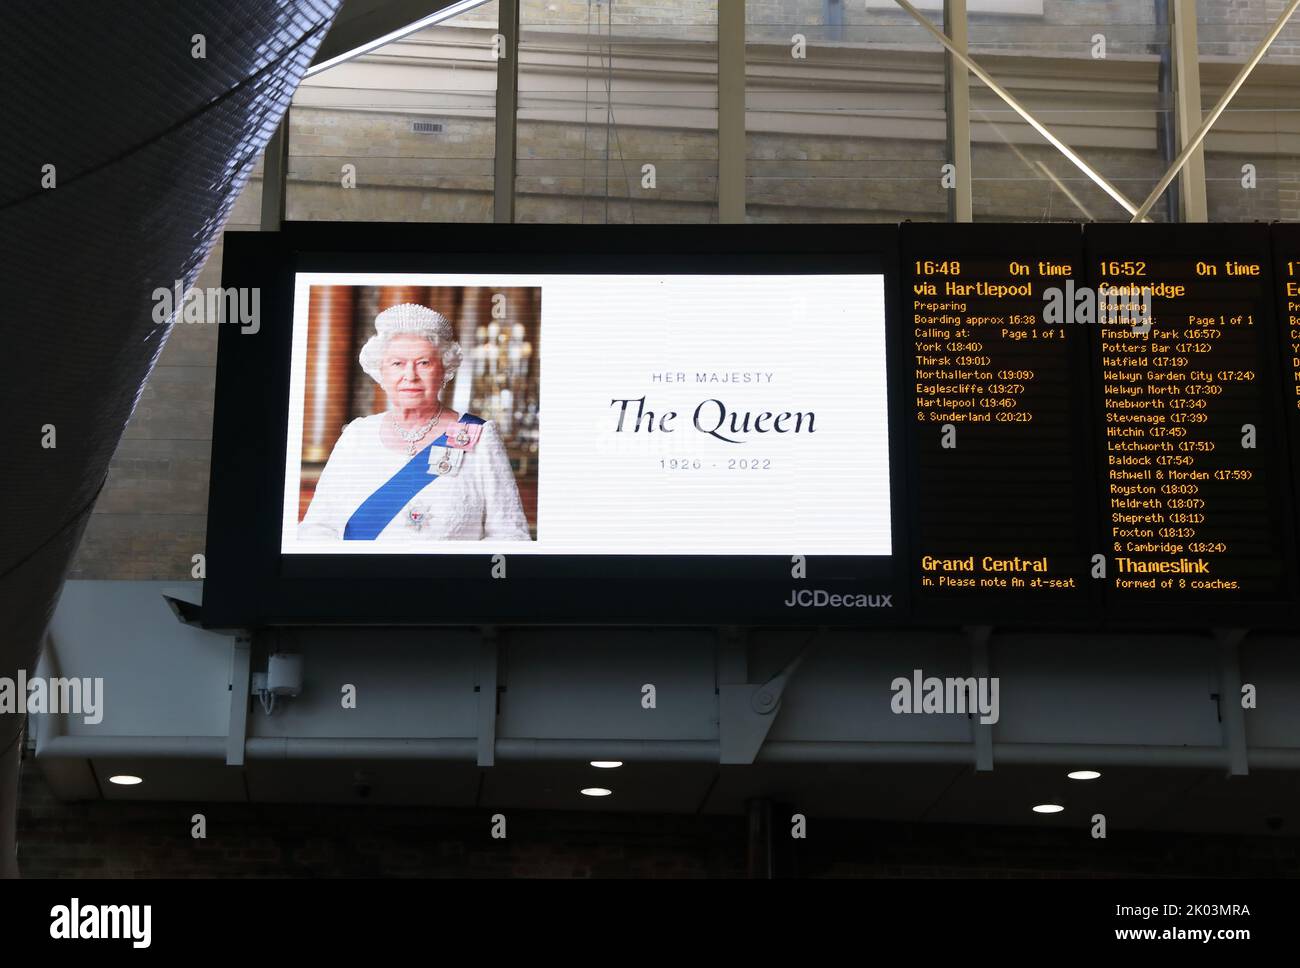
[202,221,1300,632]
[203,223,909,628]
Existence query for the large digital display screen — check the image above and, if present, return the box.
[203,224,904,627]
[282,272,892,558]
[204,222,1300,630]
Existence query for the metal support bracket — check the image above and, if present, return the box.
[719,630,814,765]
[1214,627,1249,777]
[226,631,253,767]
[717,625,748,686]
[476,627,499,767]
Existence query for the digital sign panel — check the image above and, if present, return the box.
[203,223,905,628]
[1085,224,1295,619]
[902,224,1095,622]
[282,273,892,559]
[204,221,1300,631]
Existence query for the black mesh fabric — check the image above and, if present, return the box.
[0,0,342,869]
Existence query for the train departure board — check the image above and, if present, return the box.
[1085,224,1295,619]
[1276,223,1300,613]
[902,224,1095,621]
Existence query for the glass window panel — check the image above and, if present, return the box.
[1198,0,1300,222]
[746,0,948,222]
[968,0,1174,222]
[225,153,264,232]
[286,1,499,222]
[516,0,719,223]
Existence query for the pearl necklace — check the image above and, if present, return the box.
[390,404,444,455]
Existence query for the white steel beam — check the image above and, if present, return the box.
[1133,0,1300,222]
[894,0,1148,220]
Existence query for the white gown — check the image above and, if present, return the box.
[299,413,532,542]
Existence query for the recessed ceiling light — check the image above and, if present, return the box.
[590,761,623,769]
[581,787,612,797]
[1067,770,1101,781]
[108,775,143,786]
[1033,803,1064,814]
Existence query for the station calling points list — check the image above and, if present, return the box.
[904,223,1297,622]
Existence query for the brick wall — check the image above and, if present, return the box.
[526,0,716,27]
[1199,0,1300,60]
[287,109,494,222]
[15,761,1300,877]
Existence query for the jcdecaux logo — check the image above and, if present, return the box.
[783,590,893,608]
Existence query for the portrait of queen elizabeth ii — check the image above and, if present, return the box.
[298,302,532,541]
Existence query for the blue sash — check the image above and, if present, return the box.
[344,413,485,540]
